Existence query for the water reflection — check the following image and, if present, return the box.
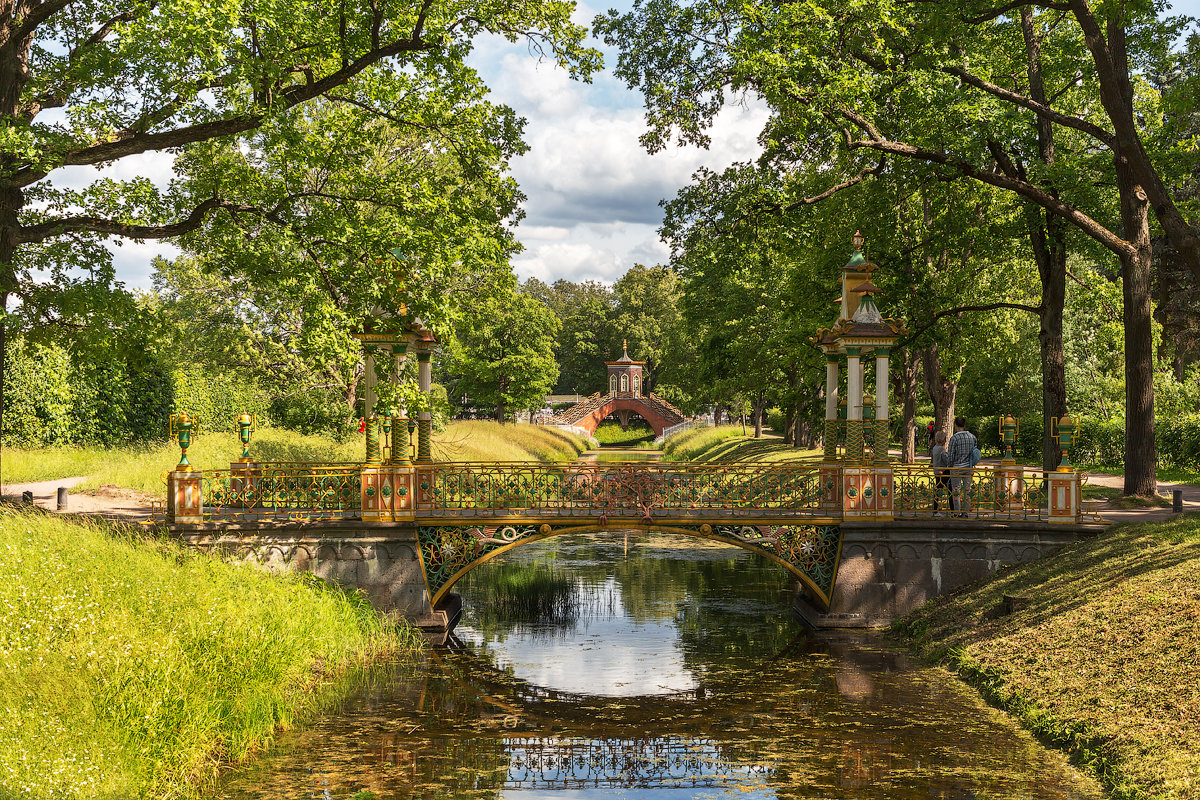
[213,532,1102,800]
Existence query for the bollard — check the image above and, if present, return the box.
[1173,489,1183,514]
[57,487,68,511]
[21,490,33,505]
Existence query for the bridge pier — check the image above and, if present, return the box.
[174,521,461,636]
[792,519,1105,628]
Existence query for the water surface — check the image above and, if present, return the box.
[214,531,1102,800]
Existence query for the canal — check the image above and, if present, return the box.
[214,487,1102,798]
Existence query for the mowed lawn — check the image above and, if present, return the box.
[896,515,1200,799]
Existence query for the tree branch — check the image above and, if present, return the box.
[17,197,242,243]
[16,35,438,186]
[898,301,1043,348]
[943,65,1115,147]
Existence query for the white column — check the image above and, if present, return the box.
[364,350,377,418]
[875,351,889,421]
[844,352,864,422]
[846,351,862,420]
[825,356,839,420]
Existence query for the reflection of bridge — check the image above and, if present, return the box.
[168,456,1101,632]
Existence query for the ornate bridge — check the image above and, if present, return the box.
[167,457,1096,631]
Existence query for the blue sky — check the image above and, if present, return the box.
[67,0,1200,293]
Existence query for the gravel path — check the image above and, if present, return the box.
[1,476,157,523]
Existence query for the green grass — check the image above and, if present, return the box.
[3,422,591,499]
[1081,484,1172,508]
[593,422,655,447]
[0,506,424,799]
[660,425,822,463]
[431,421,590,462]
[893,515,1200,799]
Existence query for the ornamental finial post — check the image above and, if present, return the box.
[236,412,256,462]
[169,412,199,472]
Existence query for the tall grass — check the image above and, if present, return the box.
[0,506,423,799]
[4,422,591,498]
[660,425,746,461]
[432,421,590,462]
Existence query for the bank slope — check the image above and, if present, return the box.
[0,507,423,799]
[895,515,1200,799]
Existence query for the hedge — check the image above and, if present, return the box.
[2,338,272,447]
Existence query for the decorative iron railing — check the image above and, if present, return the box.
[413,461,824,520]
[890,464,1099,521]
[194,463,363,520]
[168,460,1098,524]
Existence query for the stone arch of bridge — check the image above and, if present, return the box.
[419,521,843,612]
[575,397,676,436]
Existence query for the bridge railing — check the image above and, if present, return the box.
[413,461,826,519]
[889,463,1099,522]
[176,462,363,522]
[164,459,1096,524]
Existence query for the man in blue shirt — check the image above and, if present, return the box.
[947,416,978,514]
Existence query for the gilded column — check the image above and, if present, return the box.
[845,347,864,462]
[364,348,378,463]
[392,344,411,466]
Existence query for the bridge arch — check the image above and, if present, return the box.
[416,521,843,612]
[572,396,681,437]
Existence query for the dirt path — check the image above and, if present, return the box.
[1,477,157,523]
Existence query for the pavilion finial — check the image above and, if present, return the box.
[852,230,864,252]
[623,339,628,357]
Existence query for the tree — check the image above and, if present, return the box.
[445,287,560,421]
[523,277,620,394]
[598,0,1199,495]
[0,0,598,458]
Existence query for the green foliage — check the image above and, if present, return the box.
[2,335,175,447]
[1,338,74,446]
[0,508,423,798]
[169,366,272,434]
[445,287,561,421]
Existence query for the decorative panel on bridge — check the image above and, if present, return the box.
[415,521,843,610]
[412,462,826,521]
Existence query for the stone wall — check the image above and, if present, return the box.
[793,519,1106,628]
[174,520,460,633]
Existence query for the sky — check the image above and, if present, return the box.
[48,0,1200,294]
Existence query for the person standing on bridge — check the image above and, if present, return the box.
[947,416,980,515]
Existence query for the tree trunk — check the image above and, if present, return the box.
[1118,159,1157,496]
[752,390,766,438]
[891,348,920,464]
[921,343,957,445]
[1018,7,1070,473]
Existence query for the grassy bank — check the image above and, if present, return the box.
[894,516,1200,799]
[2,421,591,497]
[0,507,424,799]
[661,425,822,463]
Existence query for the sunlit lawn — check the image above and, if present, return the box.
[2,422,591,498]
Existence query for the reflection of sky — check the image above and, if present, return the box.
[457,576,697,696]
